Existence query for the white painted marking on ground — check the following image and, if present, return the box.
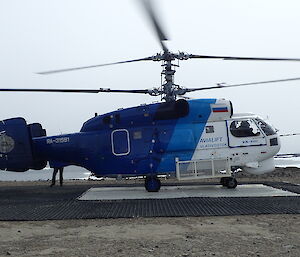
[77,184,298,201]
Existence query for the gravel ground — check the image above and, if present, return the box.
[0,167,299,257]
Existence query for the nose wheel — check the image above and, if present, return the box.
[220,177,238,189]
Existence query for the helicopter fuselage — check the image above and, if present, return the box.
[27,98,280,178]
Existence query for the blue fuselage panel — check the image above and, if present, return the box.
[33,99,216,176]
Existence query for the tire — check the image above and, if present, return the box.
[145,176,161,192]
[226,177,238,189]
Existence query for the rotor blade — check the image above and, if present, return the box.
[37,56,153,75]
[279,133,300,137]
[186,77,300,92]
[188,54,300,62]
[0,88,150,94]
[141,0,169,52]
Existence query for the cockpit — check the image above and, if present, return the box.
[229,118,277,138]
[255,118,277,136]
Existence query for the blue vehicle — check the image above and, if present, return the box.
[0,0,299,191]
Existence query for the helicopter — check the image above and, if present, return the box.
[1,0,300,192]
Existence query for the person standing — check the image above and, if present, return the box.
[50,167,64,187]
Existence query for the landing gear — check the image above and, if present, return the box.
[145,176,161,192]
[220,177,238,189]
[220,177,227,187]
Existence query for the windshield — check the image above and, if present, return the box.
[255,119,276,136]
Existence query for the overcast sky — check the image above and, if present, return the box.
[1,0,300,153]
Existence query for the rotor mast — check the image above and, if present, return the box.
[160,52,177,101]
[156,51,190,101]
[141,0,180,102]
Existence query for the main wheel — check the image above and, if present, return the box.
[226,177,237,189]
[145,176,161,192]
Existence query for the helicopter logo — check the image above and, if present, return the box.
[0,131,15,154]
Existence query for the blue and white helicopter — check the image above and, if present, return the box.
[1,0,300,191]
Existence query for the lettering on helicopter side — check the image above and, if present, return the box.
[200,136,223,143]
[46,137,70,144]
[242,139,258,144]
[198,136,228,149]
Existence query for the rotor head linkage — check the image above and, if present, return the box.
[159,54,180,101]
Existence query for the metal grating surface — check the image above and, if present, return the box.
[0,182,299,221]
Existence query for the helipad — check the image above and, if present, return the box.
[0,182,299,220]
[78,184,298,201]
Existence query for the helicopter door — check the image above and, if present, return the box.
[227,119,266,147]
[111,129,130,156]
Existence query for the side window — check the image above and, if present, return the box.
[230,120,261,138]
[111,129,130,156]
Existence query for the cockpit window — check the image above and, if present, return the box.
[255,119,276,136]
[230,119,261,138]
